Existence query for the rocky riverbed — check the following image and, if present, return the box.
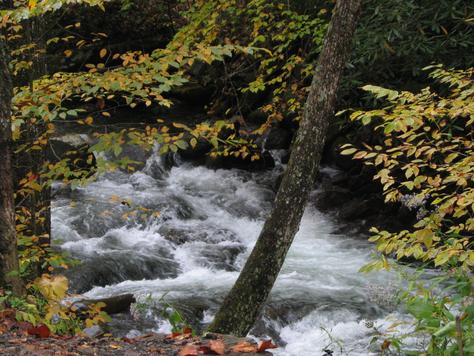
[48,139,422,355]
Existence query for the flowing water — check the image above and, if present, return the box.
[52,148,416,355]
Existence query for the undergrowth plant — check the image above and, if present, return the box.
[1,274,110,335]
[344,66,474,354]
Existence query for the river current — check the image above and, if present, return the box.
[52,148,416,355]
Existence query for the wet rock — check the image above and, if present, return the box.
[198,245,245,271]
[264,127,293,150]
[83,325,104,338]
[73,294,136,315]
[179,136,212,162]
[158,226,190,244]
[125,329,142,339]
[324,135,356,171]
[247,109,268,125]
[48,134,96,172]
[313,188,350,211]
[51,133,95,149]
[144,157,167,180]
[205,150,275,171]
[280,150,290,164]
[174,196,199,219]
[170,81,213,105]
[160,152,180,170]
[113,143,151,171]
[330,171,350,187]
[159,225,239,246]
[66,252,179,293]
[131,297,209,334]
[188,60,208,78]
[338,198,375,220]
[107,312,157,338]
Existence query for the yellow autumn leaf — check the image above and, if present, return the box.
[64,50,73,58]
[99,48,107,58]
[35,275,68,301]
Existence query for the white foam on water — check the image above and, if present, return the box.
[85,267,239,300]
[273,309,377,356]
[60,225,172,257]
[273,311,421,356]
[52,153,414,354]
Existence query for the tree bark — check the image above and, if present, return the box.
[208,0,362,336]
[0,37,25,295]
[20,16,51,278]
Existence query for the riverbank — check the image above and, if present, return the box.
[0,328,275,355]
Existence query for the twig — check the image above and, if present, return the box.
[456,315,464,356]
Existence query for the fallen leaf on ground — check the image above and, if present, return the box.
[23,344,39,352]
[208,339,225,354]
[231,341,258,353]
[16,321,34,331]
[0,324,8,334]
[0,309,16,320]
[174,333,193,341]
[182,327,192,334]
[7,337,28,344]
[166,331,182,339]
[27,324,50,338]
[178,344,198,356]
[257,339,278,352]
[198,345,212,353]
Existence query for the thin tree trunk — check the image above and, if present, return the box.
[23,16,51,276]
[0,37,25,295]
[208,0,362,336]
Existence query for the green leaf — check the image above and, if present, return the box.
[340,148,357,155]
[407,299,436,319]
[175,140,188,150]
[433,321,456,338]
[434,251,450,266]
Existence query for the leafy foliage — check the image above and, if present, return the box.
[365,268,474,355]
[353,0,474,83]
[2,0,474,350]
[1,274,110,335]
[345,66,474,354]
[344,66,474,270]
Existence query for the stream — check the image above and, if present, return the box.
[51,147,418,355]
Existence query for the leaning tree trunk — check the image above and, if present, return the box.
[208,0,362,336]
[0,37,25,295]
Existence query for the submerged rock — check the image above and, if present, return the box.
[73,294,136,315]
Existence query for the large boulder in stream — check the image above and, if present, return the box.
[66,252,179,293]
[264,126,293,150]
[48,134,96,172]
[72,294,136,315]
